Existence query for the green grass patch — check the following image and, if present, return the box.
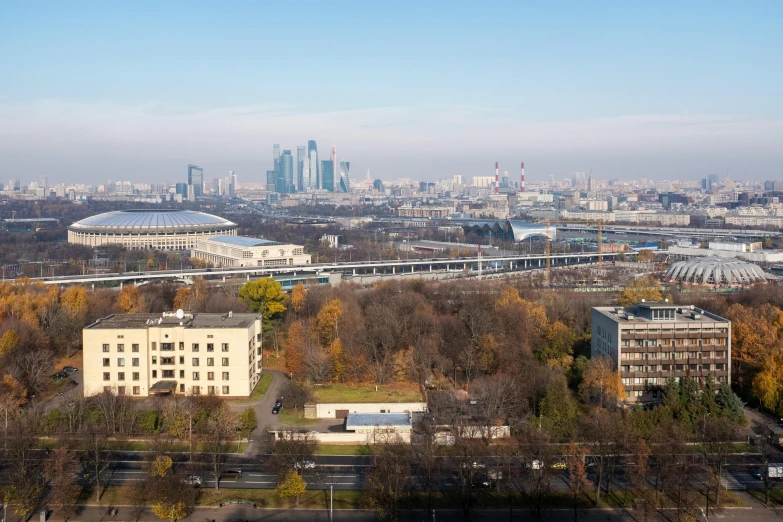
[277,409,319,427]
[312,383,422,403]
[232,373,273,404]
[749,488,783,506]
[315,444,372,456]
[196,488,362,509]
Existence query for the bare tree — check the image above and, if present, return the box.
[366,433,414,522]
[411,418,442,516]
[12,348,54,396]
[699,416,738,518]
[79,420,114,502]
[270,428,319,476]
[46,446,80,520]
[752,420,780,505]
[201,402,239,491]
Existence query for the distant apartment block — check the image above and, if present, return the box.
[83,311,262,398]
[191,236,310,268]
[592,302,731,404]
[398,205,454,219]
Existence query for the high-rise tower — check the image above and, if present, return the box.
[296,146,305,191]
[187,164,203,197]
[321,159,335,192]
[277,150,294,193]
[307,140,319,189]
[339,160,351,192]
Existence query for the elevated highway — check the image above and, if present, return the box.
[20,251,634,286]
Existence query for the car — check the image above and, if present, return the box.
[51,371,68,380]
[551,461,566,470]
[272,405,280,414]
[184,475,202,486]
[294,461,316,470]
[220,469,242,480]
[62,366,78,373]
[752,470,763,480]
[275,397,283,407]
[469,398,478,405]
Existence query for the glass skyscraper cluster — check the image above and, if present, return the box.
[271,140,336,193]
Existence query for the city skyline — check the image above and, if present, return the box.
[0,2,781,184]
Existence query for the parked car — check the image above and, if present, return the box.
[551,461,566,470]
[184,475,202,486]
[294,461,315,470]
[51,371,68,380]
[752,470,763,480]
[272,405,280,414]
[63,366,78,373]
[275,397,283,407]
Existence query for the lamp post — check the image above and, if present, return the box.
[170,503,175,522]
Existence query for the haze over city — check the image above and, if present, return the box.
[1,1,782,184]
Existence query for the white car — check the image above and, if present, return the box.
[294,461,316,470]
[184,475,202,486]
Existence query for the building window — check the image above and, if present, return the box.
[207,358,214,366]
[222,386,229,395]
[103,358,110,367]
[132,344,139,352]
[118,372,125,381]
[207,335,214,339]
[162,370,174,378]
[152,342,157,351]
[133,372,139,381]
[207,343,214,352]
[192,344,199,352]
[161,343,174,351]
[117,335,124,339]
[222,343,229,352]
[133,386,140,395]
[117,344,125,352]
[208,385,215,394]
[152,370,157,378]
[152,356,158,364]
[104,386,112,393]
[208,372,214,380]
[193,372,200,380]
[635,340,644,347]
[179,342,184,350]
[102,344,110,353]
[132,358,139,367]
[179,356,185,364]
[118,358,125,367]
[180,384,185,393]
[222,358,229,366]
[222,372,229,380]
[179,370,185,378]
[192,358,199,366]
[192,386,200,395]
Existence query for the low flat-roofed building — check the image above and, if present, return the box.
[345,412,413,439]
[191,235,311,268]
[592,302,731,404]
[83,311,262,398]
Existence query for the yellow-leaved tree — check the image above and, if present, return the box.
[276,470,306,506]
[117,284,147,313]
[619,275,666,306]
[150,455,173,478]
[290,282,307,316]
[578,356,625,408]
[238,278,287,330]
[151,501,187,521]
[753,350,783,414]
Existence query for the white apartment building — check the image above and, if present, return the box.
[83,311,262,398]
[191,236,311,268]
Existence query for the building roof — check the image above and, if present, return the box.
[85,312,260,330]
[666,256,767,285]
[204,236,281,247]
[593,304,729,324]
[69,210,236,232]
[345,413,413,428]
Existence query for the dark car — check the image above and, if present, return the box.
[63,366,78,373]
[51,371,68,380]
[752,470,763,480]
[220,469,242,480]
[272,405,281,414]
[275,397,283,407]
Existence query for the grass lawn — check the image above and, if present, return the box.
[313,383,422,403]
[232,373,273,404]
[277,409,319,427]
[749,488,783,506]
[315,444,372,456]
[196,488,362,508]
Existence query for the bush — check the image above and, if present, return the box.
[138,410,160,433]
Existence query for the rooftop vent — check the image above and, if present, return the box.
[228,311,233,318]
[626,314,634,320]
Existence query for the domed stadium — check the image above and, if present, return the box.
[665,256,766,286]
[68,209,237,250]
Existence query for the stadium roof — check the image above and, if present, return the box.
[69,210,236,232]
[666,256,766,285]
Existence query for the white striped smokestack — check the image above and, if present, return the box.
[495,162,499,194]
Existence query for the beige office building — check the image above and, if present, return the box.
[592,302,731,404]
[83,311,262,398]
[191,236,311,268]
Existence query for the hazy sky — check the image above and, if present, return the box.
[1,1,781,185]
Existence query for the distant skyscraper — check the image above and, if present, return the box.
[175,183,188,196]
[339,160,351,192]
[213,177,223,195]
[321,160,335,192]
[331,146,337,191]
[307,140,319,189]
[296,146,305,191]
[278,150,294,193]
[229,171,237,197]
[273,144,280,173]
[187,165,204,197]
[266,170,277,191]
[587,172,596,191]
[373,179,383,192]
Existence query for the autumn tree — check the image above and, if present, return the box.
[619,275,665,306]
[117,284,147,313]
[202,402,240,491]
[565,442,590,522]
[46,446,80,520]
[290,282,307,316]
[276,470,306,506]
[238,278,287,330]
[238,406,257,437]
[578,356,624,408]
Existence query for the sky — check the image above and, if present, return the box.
[0,1,781,185]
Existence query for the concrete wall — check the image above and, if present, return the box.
[307,402,428,419]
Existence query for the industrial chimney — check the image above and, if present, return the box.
[495,162,499,194]
[520,162,526,193]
